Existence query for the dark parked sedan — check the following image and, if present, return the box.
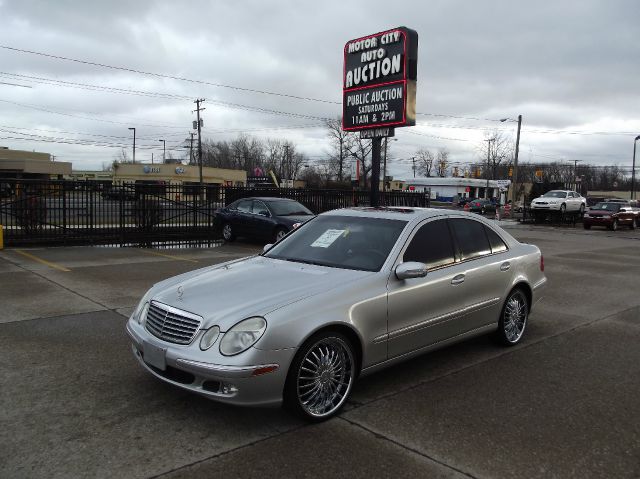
[464,198,496,214]
[216,197,315,242]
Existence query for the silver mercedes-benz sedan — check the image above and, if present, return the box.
[127,207,546,421]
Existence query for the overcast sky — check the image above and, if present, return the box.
[0,0,638,179]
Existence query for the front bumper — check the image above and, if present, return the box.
[583,217,613,227]
[530,203,561,211]
[126,319,296,407]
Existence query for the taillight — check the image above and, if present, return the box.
[540,255,544,272]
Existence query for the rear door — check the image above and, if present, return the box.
[447,218,514,332]
[232,199,254,236]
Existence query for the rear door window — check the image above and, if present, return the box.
[236,199,253,213]
[485,226,508,253]
[449,218,492,261]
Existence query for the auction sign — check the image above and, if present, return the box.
[343,27,418,132]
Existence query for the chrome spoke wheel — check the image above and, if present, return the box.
[502,291,527,343]
[296,337,354,418]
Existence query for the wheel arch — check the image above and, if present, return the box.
[296,323,364,377]
[509,281,532,310]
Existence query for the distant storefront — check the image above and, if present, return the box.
[0,147,72,179]
[113,163,246,187]
[403,177,510,203]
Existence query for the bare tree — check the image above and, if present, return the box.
[436,148,450,177]
[325,117,355,182]
[416,148,434,177]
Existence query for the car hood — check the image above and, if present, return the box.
[149,255,368,330]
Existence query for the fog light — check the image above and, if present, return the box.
[221,383,238,395]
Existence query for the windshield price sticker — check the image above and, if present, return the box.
[311,229,345,248]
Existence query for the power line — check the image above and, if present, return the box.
[0,45,341,105]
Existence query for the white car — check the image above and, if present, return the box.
[530,190,586,214]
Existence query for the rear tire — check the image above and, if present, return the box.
[222,223,236,242]
[496,289,529,346]
[274,227,288,243]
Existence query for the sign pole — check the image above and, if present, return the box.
[370,137,382,207]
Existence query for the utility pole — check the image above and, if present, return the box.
[631,135,639,200]
[151,153,154,165]
[194,99,205,185]
[189,132,195,165]
[573,159,582,192]
[128,127,136,164]
[512,115,522,202]
[412,156,416,178]
[485,138,494,198]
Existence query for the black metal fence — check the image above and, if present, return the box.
[0,179,430,247]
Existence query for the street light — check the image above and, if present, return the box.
[158,139,166,163]
[632,135,640,200]
[128,127,136,164]
[500,115,522,202]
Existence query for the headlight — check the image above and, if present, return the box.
[200,326,221,351]
[133,301,150,325]
[220,317,267,356]
[583,213,590,218]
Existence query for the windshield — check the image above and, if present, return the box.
[264,215,408,272]
[268,200,313,216]
[592,202,620,211]
[542,191,567,198]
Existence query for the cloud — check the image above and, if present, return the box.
[0,0,638,175]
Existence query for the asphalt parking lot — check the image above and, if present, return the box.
[1,221,639,479]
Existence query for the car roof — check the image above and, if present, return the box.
[238,197,298,202]
[322,206,495,222]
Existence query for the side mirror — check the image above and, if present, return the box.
[395,262,428,280]
[619,208,628,213]
[263,243,273,253]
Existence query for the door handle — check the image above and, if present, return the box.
[451,274,465,285]
[500,262,511,272]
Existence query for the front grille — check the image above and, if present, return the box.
[145,301,202,345]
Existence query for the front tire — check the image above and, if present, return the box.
[630,219,637,230]
[583,223,591,230]
[283,331,356,421]
[610,219,618,231]
[560,203,566,214]
[496,289,528,346]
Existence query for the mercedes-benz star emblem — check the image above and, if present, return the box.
[177,286,184,301]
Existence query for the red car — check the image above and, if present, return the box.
[583,202,638,231]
